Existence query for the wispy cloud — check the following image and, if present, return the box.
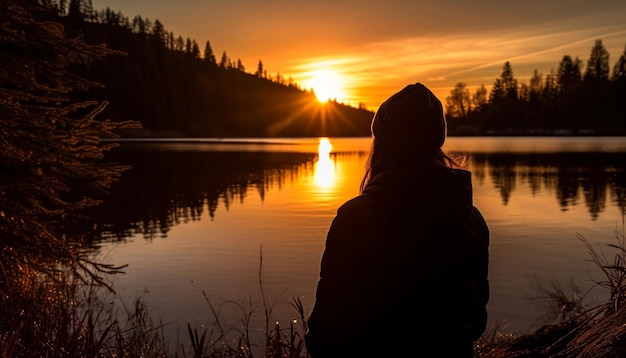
[93,0,626,109]
[287,23,626,108]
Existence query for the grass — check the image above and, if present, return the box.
[473,322,517,356]
[0,247,510,357]
[477,217,626,356]
[4,221,626,357]
[536,219,626,324]
[578,226,626,314]
[181,246,309,357]
[0,248,309,358]
[183,293,308,357]
[0,263,171,357]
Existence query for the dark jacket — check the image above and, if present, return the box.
[305,165,489,357]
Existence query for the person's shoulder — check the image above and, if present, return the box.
[328,193,391,244]
[440,166,472,181]
[332,193,387,227]
[337,192,379,213]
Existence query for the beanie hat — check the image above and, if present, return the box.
[371,83,447,153]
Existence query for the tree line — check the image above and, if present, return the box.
[445,40,626,135]
[39,1,626,137]
[43,0,374,138]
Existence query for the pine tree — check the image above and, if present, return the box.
[584,39,610,82]
[131,14,146,34]
[185,37,192,53]
[0,0,139,278]
[502,61,518,99]
[191,40,200,58]
[237,58,245,72]
[152,19,165,43]
[557,55,582,91]
[489,62,518,102]
[220,51,228,68]
[204,40,216,64]
[256,60,264,77]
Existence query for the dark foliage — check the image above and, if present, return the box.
[0,0,139,279]
[446,40,626,136]
[52,8,374,138]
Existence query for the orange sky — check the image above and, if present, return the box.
[92,0,626,110]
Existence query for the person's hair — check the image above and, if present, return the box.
[359,138,465,193]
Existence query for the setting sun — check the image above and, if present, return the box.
[306,70,345,103]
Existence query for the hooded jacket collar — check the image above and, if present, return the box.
[362,165,474,221]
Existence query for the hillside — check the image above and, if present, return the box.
[62,5,626,138]
[65,20,375,138]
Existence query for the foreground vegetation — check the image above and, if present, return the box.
[3,222,626,357]
[1,257,311,357]
[481,225,626,357]
[2,1,626,357]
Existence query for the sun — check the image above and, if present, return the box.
[307,70,345,103]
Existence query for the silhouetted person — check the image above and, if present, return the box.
[305,83,490,357]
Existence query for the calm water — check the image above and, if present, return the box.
[93,136,626,343]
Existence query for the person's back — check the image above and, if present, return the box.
[305,83,489,357]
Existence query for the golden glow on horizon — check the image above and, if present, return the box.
[304,69,346,103]
[287,28,626,110]
[92,0,626,112]
[314,138,335,189]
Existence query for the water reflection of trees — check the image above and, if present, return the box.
[472,152,626,220]
[90,149,626,242]
[90,147,317,241]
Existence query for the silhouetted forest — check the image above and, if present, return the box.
[42,1,374,138]
[445,42,626,136]
[11,1,626,140]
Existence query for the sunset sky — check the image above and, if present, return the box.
[92,0,626,110]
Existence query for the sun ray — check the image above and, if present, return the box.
[310,70,343,102]
[301,68,346,103]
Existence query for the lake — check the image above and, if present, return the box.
[92,136,626,345]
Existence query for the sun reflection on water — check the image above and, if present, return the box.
[314,137,335,189]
